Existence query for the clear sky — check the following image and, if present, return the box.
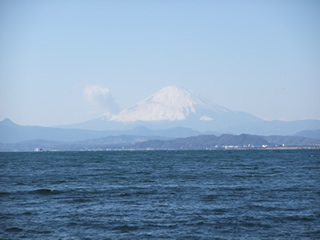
[1,0,319,126]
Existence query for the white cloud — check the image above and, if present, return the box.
[84,85,119,114]
[200,115,213,121]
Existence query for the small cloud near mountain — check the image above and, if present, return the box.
[83,85,119,115]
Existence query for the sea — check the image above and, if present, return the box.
[0,150,319,239]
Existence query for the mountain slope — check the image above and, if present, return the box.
[110,85,229,122]
[294,129,320,139]
[263,135,320,146]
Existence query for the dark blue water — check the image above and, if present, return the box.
[1,150,319,239]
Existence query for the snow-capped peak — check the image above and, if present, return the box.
[110,85,228,122]
[151,85,197,104]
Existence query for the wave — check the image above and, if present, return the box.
[30,189,64,195]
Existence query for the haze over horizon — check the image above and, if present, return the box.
[1,0,320,126]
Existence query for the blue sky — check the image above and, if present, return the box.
[1,0,319,126]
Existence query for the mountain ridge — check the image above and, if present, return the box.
[294,129,320,139]
[1,133,319,152]
[0,118,206,143]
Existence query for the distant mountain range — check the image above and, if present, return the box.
[132,134,320,150]
[1,132,319,152]
[1,118,320,151]
[64,85,320,135]
[0,118,206,144]
[1,85,320,151]
[294,129,320,139]
[133,134,269,150]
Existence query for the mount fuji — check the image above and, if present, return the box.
[67,85,320,135]
[110,85,230,122]
[70,86,261,132]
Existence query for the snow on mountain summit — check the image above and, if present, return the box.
[110,85,228,122]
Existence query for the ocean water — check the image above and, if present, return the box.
[0,150,319,239]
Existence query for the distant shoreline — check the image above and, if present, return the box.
[1,146,320,153]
